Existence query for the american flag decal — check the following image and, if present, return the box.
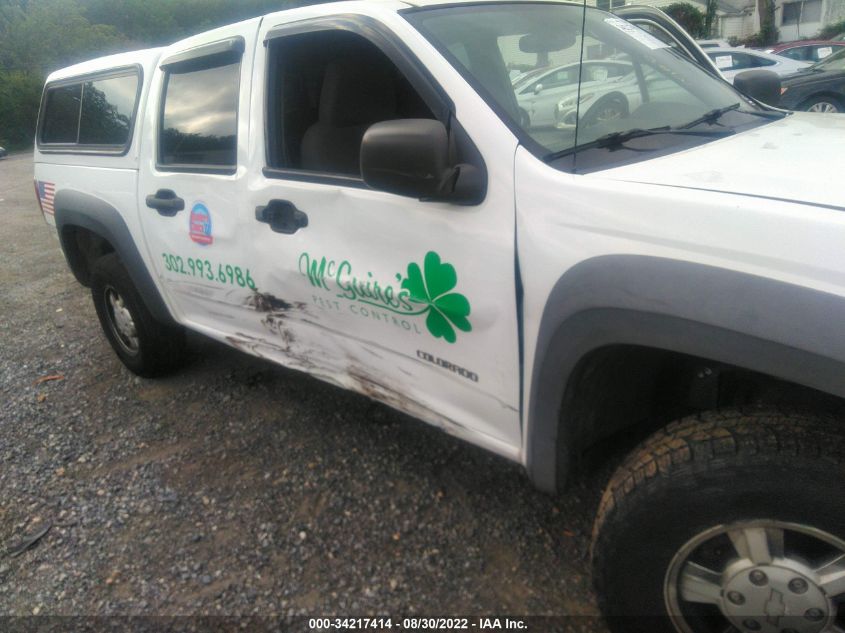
[36,180,56,215]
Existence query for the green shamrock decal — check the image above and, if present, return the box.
[402,251,472,344]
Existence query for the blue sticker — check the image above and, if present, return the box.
[189,202,213,245]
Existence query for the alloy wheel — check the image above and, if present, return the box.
[664,520,845,633]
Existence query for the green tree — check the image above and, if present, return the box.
[756,0,778,46]
[0,0,320,148]
[664,2,707,39]
[704,0,718,38]
[0,70,43,147]
[818,18,845,40]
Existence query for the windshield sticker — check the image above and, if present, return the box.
[299,250,472,344]
[603,18,669,50]
[189,202,213,245]
[714,55,733,69]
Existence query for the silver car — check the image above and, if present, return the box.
[514,60,635,127]
[706,47,810,83]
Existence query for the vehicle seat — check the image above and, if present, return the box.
[301,57,397,175]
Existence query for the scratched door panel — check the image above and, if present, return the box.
[136,20,260,329]
[232,10,522,451]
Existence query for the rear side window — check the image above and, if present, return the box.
[40,70,140,150]
[159,59,240,170]
[781,46,810,61]
[41,85,83,143]
[79,75,138,145]
[709,52,775,71]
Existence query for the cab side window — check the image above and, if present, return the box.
[39,71,139,150]
[159,55,240,170]
[265,30,434,177]
[79,75,139,145]
[41,85,82,144]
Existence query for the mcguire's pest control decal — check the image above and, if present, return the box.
[299,250,472,344]
[189,202,213,245]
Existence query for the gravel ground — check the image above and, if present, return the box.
[0,153,608,630]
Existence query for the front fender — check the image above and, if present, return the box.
[526,255,845,493]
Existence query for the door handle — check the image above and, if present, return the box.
[255,200,308,234]
[145,189,185,216]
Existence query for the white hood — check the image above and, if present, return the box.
[598,112,844,210]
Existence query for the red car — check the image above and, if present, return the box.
[766,40,845,63]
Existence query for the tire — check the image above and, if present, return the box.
[800,95,844,114]
[90,252,186,377]
[592,408,845,633]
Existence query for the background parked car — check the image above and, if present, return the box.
[514,60,634,127]
[706,47,811,83]
[780,47,845,113]
[553,62,641,129]
[696,39,731,48]
[0,146,7,159]
[767,40,845,63]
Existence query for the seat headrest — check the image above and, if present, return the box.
[318,57,397,127]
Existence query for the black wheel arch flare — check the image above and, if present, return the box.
[526,255,845,493]
[53,189,176,326]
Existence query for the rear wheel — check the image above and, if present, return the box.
[592,409,845,633]
[91,253,186,377]
[801,96,844,114]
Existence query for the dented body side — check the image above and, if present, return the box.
[131,4,524,460]
[35,1,845,495]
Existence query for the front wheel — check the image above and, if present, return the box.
[582,95,628,126]
[91,253,186,377]
[592,409,845,633]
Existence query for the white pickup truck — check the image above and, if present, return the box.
[34,1,845,631]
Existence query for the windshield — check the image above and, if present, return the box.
[813,47,845,70]
[407,3,769,164]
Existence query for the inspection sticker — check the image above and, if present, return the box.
[189,202,213,245]
[604,18,669,50]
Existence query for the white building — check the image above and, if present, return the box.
[776,0,845,40]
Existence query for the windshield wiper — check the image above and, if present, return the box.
[681,103,788,126]
[544,126,733,160]
[594,126,734,146]
[678,102,741,129]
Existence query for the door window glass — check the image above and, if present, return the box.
[707,52,775,71]
[815,46,835,60]
[787,46,810,60]
[265,30,434,177]
[160,60,240,168]
[815,48,845,70]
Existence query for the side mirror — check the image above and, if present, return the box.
[361,119,484,204]
[534,83,544,95]
[734,69,781,107]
